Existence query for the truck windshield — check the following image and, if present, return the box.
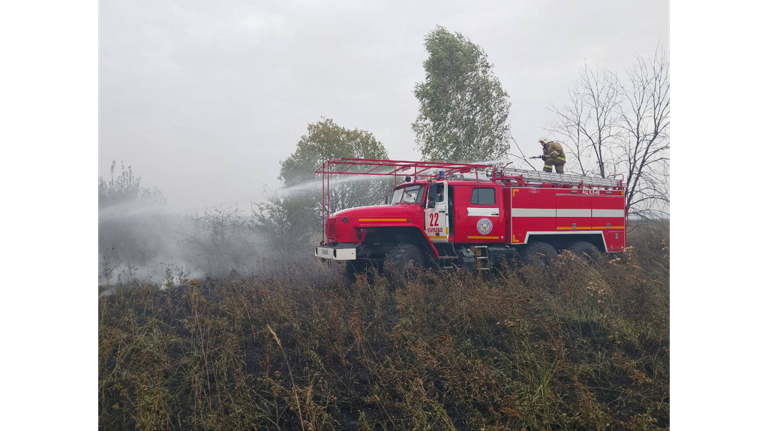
[391,185,424,205]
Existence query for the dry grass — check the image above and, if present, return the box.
[99,225,669,430]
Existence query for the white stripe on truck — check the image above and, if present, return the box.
[592,209,625,217]
[512,208,625,218]
[511,208,556,217]
[556,209,591,217]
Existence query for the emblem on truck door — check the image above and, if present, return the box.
[477,218,493,235]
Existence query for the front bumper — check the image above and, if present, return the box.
[315,245,357,261]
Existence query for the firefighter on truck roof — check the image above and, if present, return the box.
[538,137,566,174]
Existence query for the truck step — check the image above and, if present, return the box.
[472,246,491,271]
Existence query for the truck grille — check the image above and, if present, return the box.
[326,217,337,240]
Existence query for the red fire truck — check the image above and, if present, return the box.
[314,158,626,274]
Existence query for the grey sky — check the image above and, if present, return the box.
[99,0,669,211]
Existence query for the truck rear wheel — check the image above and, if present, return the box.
[568,241,600,262]
[383,244,424,282]
[523,242,558,267]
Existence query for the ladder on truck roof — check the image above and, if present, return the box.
[492,167,623,189]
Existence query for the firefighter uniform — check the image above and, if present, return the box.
[541,140,566,174]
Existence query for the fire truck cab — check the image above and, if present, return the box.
[314,158,626,273]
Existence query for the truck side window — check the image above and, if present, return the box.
[470,187,495,205]
[428,183,444,208]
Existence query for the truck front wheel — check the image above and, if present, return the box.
[383,244,424,282]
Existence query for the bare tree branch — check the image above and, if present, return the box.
[548,47,670,218]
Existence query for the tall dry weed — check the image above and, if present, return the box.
[100,225,669,430]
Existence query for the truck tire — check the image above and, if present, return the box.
[383,244,424,282]
[506,247,523,268]
[568,241,600,262]
[523,242,558,267]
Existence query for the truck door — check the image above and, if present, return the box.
[425,181,449,243]
[466,185,503,243]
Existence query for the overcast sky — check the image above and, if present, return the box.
[99,0,669,211]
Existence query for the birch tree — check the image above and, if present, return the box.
[413,26,511,162]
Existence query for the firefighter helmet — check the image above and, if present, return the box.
[538,136,549,144]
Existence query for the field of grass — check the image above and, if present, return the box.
[99,223,669,430]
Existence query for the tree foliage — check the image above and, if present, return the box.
[278,118,390,213]
[98,161,166,209]
[280,118,389,187]
[99,162,170,270]
[254,119,391,247]
[182,207,261,275]
[251,196,316,259]
[412,26,511,162]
